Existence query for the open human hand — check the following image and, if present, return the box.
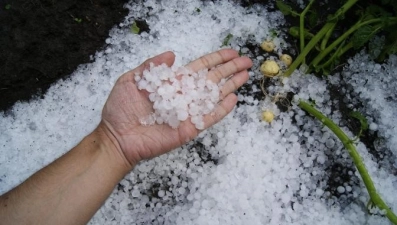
[99,49,252,167]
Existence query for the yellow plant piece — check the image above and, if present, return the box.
[260,60,280,77]
[260,40,275,52]
[280,54,293,67]
[262,110,275,123]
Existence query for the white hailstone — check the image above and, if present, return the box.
[171,176,179,185]
[325,139,335,148]
[187,194,194,201]
[316,155,326,164]
[177,110,189,121]
[158,190,165,198]
[315,188,324,196]
[369,122,378,130]
[337,186,346,193]
[281,193,290,204]
[177,187,185,195]
[307,136,314,144]
[345,186,352,192]
[136,63,222,129]
[131,189,141,198]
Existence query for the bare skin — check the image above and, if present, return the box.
[0,49,252,225]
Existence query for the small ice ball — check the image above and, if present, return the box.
[177,110,189,121]
[171,176,179,185]
[168,116,180,128]
[317,155,326,164]
[158,190,165,198]
[337,186,345,193]
[195,121,205,130]
[178,187,186,195]
[315,188,324,196]
[134,74,141,82]
[158,87,165,95]
[325,139,335,148]
[369,122,378,130]
[345,186,352,192]
[136,63,219,129]
[131,189,141,198]
[187,194,194,201]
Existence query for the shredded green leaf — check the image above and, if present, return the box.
[352,25,375,49]
[130,21,140,34]
[269,29,278,39]
[74,18,83,23]
[350,111,369,134]
[221,33,233,47]
[276,0,298,17]
[289,26,314,39]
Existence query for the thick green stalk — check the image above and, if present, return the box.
[320,23,336,50]
[300,0,316,62]
[311,17,397,68]
[284,23,334,76]
[298,100,397,224]
[313,41,353,73]
[284,0,358,77]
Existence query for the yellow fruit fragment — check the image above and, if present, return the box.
[262,110,274,123]
[260,60,280,77]
[260,40,275,52]
[280,54,293,67]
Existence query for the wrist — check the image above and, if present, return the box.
[94,121,135,172]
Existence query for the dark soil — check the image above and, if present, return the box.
[0,0,129,112]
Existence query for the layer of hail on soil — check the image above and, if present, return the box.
[0,0,396,224]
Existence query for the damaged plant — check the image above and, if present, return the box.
[277,0,397,76]
[262,1,397,223]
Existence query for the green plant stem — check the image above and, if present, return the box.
[284,23,334,76]
[284,0,358,77]
[300,0,316,63]
[298,100,397,224]
[311,17,397,68]
[313,41,353,73]
[320,23,336,50]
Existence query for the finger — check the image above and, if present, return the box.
[203,93,238,129]
[186,49,239,72]
[207,56,252,83]
[219,70,249,99]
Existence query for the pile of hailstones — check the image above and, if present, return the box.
[135,63,223,129]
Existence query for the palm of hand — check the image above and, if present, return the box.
[101,50,252,166]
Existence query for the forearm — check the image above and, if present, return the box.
[0,123,133,225]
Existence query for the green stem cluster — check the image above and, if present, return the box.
[283,0,397,76]
[298,100,397,224]
[299,0,316,64]
[284,0,358,76]
[311,17,397,70]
